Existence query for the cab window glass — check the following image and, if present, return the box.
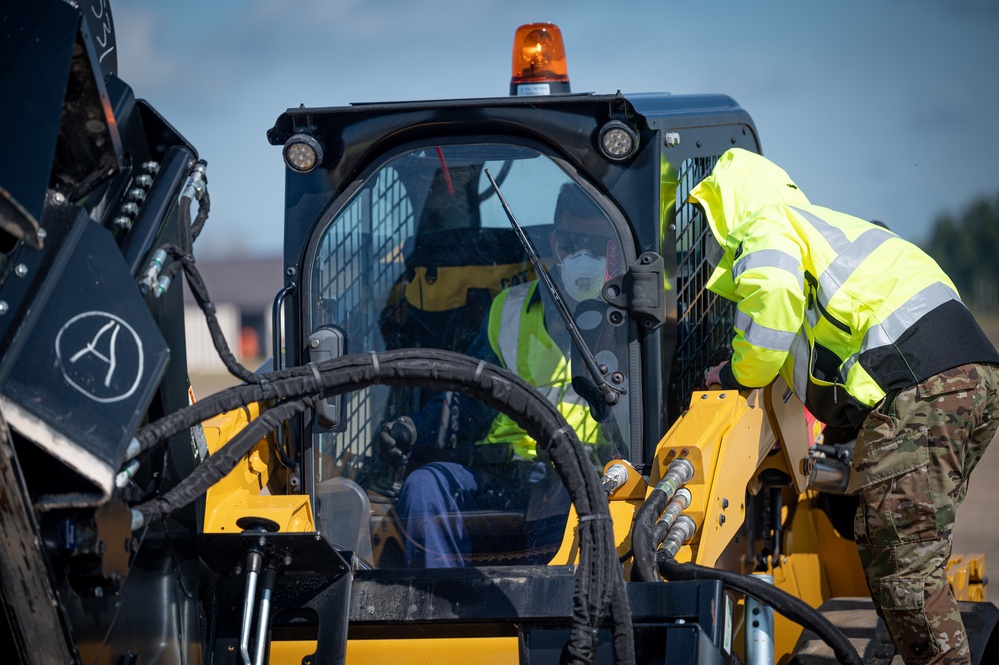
[307,143,631,569]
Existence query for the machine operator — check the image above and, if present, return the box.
[380,183,622,568]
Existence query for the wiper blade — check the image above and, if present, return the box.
[484,168,623,406]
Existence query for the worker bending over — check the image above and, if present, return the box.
[696,148,999,665]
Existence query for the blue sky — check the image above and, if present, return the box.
[111,0,999,258]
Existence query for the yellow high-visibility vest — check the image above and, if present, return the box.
[483,281,599,458]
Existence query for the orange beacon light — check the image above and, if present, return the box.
[510,23,570,96]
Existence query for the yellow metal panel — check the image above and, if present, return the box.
[267,637,520,665]
[948,553,988,602]
[806,498,868,598]
[770,561,808,660]
[201,402,316,534]
[761,376,812,494]
[550,499,640,566]
[648,391,744,566]
[694,406,765,568]
[203,491,314,533]
[347,637,519,664]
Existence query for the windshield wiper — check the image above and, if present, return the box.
[484,169,624,407]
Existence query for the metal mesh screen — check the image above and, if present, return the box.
[313,168,414,469]
[668,156,735,419]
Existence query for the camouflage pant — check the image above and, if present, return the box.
[851,363,999,665]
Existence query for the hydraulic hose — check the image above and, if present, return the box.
[131,349,635,665]
[157,166,260,385]
[658,557,862,665]
[134,395,316,526]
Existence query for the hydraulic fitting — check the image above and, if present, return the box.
[656,487,692,533]
[660,514,697,559]
[179,160,208,202]
[124,437,141,462]
[807,457,851,494]
[139,249,168,295]
[115,460,140,489]
[655,457,694,500]
[601,463,631,493]
[154,274,172,299]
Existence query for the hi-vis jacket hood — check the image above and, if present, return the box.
[689,148,810,299]
[686,148,999,431]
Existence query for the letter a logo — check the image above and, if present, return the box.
[55,311,145,403]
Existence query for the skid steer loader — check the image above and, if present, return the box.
[1,4,996,664]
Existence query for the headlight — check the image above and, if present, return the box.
[597,120,639,162]
[283,134,324,173]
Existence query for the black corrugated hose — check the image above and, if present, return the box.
[629,486,672,582]
[658,556,862,665]
[132,349,635,665]
[159,176,260,385]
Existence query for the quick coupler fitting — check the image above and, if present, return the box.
[154,274,172,298]
[656,487,692,532]
[139,249,168,295]
[115,459,140,489]
[601,463,631,493]
[655,457,694,500]
[661,514,697,560]
[180,160,208,202]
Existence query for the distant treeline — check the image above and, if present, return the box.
[922,193,999,314]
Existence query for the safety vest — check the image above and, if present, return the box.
[690,148,999,427]
[483,281,599,458]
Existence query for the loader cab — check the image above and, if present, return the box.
[268,55,759,568]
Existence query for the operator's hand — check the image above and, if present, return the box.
[705,361,728,389]
[378,416,417,467]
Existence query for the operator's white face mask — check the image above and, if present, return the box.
[559,250,608,301]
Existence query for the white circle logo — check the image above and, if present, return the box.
[55,311,145,403]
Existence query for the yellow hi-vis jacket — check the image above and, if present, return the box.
[483,281,599,458]
[689,148,999,428]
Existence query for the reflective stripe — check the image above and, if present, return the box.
[733,248,804,292]
[791,207,850,252]
[792,206,895,311]
[841,282,962,377]
[735,309,796,352]
[818,228,893,303]
[805,306,820,329]
[789,329,810,397]
[840,354,858,381]
[497,283,532,372]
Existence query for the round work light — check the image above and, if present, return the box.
[283,134,324,173]
[598,120,639,162]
